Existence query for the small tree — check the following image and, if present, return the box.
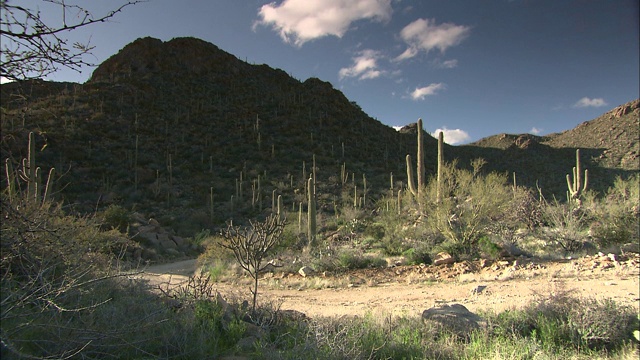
[219,214,285,311]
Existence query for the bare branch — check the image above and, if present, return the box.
[1,0,144,81]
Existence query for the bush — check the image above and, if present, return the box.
[101,204,130,232]
[423,161,515,257]
[539,196,590,253]
[337,250,387,270]
[587,175,640,249]
[402,245,432,265]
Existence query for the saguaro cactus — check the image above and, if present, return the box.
[436,131,444,203]
[405,119,425,200]
[307,176,317,247]
[15,132,55,206]
[566,149,588,200]
[406,154,417,197]
[416,118,425,195]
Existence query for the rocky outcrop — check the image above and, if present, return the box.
[130,212,195,260]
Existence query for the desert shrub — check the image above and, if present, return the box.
[0,197,184,359]
[422,161,515,257]
[477,235,502,260]
[587,175,640,249]
[483,288,637,353]
[567,298,637,350]
[337,250,387,270]
[101,204,130,232]
[538,196,590,253]
[363,222,385,241]
[402,245,432,265]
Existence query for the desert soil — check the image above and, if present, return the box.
[142,255,640,318]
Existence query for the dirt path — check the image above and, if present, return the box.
[144,256,640,318]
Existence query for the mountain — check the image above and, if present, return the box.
[1,37,638,235]
[460,99,639,195]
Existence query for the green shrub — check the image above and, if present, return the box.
[423,161,515,257]
[337,250,387,270]
[478,236,502,260]
[567,298,637,350]
[102,204,130,232]
[587,175,640,249]
[402,246,432,265]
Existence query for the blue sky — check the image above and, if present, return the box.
[4,0,639,144]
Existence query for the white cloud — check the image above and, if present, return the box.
[529,127,542,135]
[255,0,392,47]
[395,18,470,61]
[339,49,383,80]
[573,97,608,108]
[410,83,445,100]
[431,127,470,145]
[434,59,458,69]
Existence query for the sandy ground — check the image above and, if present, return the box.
[142,255,640,318]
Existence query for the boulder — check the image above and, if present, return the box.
[422,303,483,338]
[433,252,455,266]
[172,235,186,248]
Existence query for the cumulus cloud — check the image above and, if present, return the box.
[255,0,392,46]
[431,127,470,145]
[529,127,542,135]
[573,97,608,108]
[410,83,445,100]
[339,49,383,80]
[395,18,470,61]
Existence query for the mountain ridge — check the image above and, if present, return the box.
[1,36,638,235]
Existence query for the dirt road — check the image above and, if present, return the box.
[144,256,640,318]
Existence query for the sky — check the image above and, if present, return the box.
[3,0,639,144]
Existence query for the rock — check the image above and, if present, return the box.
[172,235,186,248]
[422,303,483,338]
[159,236,178,250]
[607,253,618,262]
[148,218,160,226]
[621,243,640,254]
[470,285,487,295]
[298,266,314,277]
[479,258,488,268]
[433,252,455,266]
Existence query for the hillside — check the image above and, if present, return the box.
[1,36,638,236]
[462,99,639,195]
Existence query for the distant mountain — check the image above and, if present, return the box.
[1,37,637,235]
[469,99,639,171]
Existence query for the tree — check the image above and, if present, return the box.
[1,0,141,82]
[219,214,286,312]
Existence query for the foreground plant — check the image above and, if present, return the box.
[219,214,286,312]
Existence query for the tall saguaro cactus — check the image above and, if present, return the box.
[566,149,588,201]
[406,154,417,197]
[436,131,444,203]
[405,118,425,201]
[307,176,317,247]
[416,118,425,196]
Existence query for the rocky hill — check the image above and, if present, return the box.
[1,37,638,236]
[462,99,639,195]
